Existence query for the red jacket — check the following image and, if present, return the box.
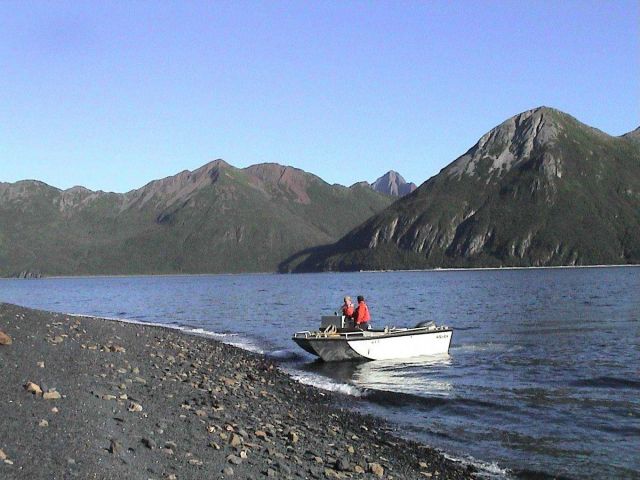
[354,301,370,324]
[342,304,354,317]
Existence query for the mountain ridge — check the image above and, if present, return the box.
[283,107,640,272]
[0,160,393,276]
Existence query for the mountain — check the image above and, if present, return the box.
[0,161,393,276]
[371,171,417,196]
[284,107,640,272]
[622,127,640,144]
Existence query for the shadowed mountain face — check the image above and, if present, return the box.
[371,171,417,196]
[285,107,640,272]
[0,161,393,276]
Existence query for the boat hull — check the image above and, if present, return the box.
[293,328,452,362]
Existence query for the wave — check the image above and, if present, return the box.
[571,376,640,389]
[441,453,513,479]
[265,349,306,362]
[66,313,259,352]
[282,368,363,397]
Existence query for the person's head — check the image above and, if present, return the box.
[357,295,365,303]
[344,296,352,304]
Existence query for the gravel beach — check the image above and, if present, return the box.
[0,303,476,480]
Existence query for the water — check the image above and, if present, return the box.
[1,267,639,478]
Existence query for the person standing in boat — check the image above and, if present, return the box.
[341,296,354,318]
[353,295,371,330]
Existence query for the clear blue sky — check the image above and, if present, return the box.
[1,1,638,192]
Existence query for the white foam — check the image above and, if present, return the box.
[283,368,363,397]
[65,313,260,350]
[442,452,512,479]
[226,340,265,354]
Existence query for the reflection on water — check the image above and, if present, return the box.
[303,355,453,396]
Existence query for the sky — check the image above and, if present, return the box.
[1,1,638,193]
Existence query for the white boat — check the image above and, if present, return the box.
[292,315,453,362]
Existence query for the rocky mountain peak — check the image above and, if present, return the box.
[371,171,417,196]
[445,106,570,180]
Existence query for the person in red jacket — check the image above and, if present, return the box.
[341,296,354,318]
[353,295,371,330]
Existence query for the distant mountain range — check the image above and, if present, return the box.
[3,107,638,277]
[0,161,393,276]
[283,107,640,272]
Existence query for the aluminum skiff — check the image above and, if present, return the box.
[293,322,452,362]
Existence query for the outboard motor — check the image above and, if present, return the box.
[414,320,436,329]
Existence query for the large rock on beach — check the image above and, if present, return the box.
[0,330,12,345]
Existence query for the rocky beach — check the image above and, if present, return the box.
[0,303,476,480]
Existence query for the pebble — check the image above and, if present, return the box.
[0,449,6,460]
[335,458,350,471]
[288,431,299,444]
[229,433,243,448]
[128,402,143,412]
[25,382,43,395]
[369,462,384,477]
[142,437,157,450]
[222,466,234,476]
[43,390,61,400]
[37,361,45,368]
[109,439,123,454]
[227,454,242,465]
[39,419,49,427]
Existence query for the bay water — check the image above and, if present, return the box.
[1,267,638,478]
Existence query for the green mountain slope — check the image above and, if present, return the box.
[285,107,640,272]
[0,161,393,276]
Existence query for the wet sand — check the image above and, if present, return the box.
[0,303,476,479]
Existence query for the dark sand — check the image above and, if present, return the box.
[0,303,476,479]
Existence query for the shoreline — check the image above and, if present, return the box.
[1,262,638,280]
[0,302,477,479]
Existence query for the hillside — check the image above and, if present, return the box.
[0,161,393,276]
[283,107,640,271]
